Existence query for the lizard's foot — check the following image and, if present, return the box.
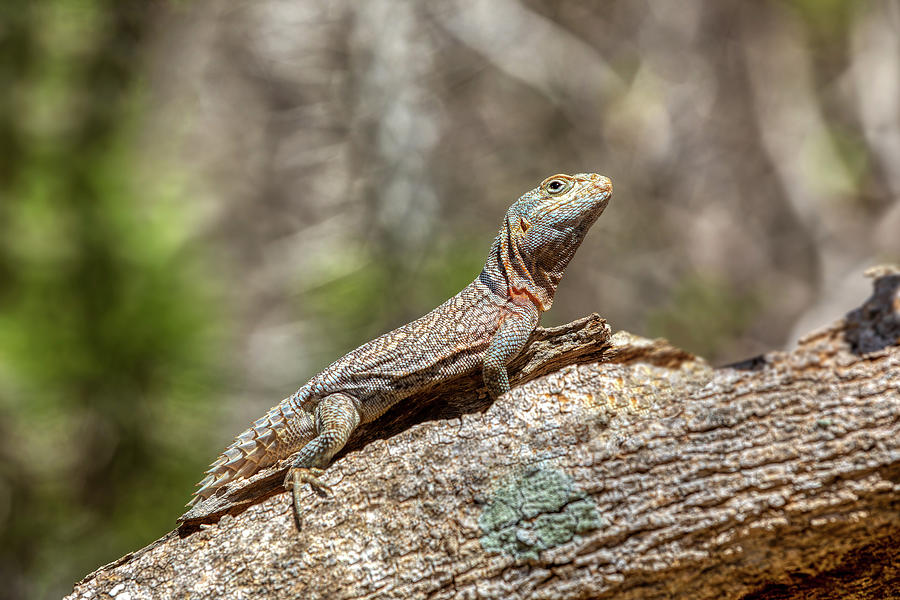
[285,467,331,531]
[284,466,331,496]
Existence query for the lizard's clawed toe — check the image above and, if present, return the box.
[285,467,331,497]
[286,467,331,531]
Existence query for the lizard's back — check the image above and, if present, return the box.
[307,279,507,405]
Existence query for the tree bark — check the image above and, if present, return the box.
[68,267,900,600]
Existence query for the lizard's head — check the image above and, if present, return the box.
[483,173,613,311]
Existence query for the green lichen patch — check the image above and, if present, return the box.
[478,467,602,561]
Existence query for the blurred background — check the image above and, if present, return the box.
[1,0,899,597]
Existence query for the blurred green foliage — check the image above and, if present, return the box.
[0,1,225,597]
[788,0,862,39]
[646,274,762,362]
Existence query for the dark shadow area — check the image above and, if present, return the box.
[843,269,900,355]
[724,354,770,372]
[742,530,900,600]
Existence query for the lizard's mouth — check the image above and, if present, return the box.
[583,175,613,219]
[582,174,612,214]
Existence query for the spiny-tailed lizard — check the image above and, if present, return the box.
[187,173,613,529]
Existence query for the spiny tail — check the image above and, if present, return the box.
[188,393,309,507]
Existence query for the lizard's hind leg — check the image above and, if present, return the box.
[284,392,361,530]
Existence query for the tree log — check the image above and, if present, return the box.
[67,267,900,600]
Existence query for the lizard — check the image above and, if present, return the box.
[187,172,613,529]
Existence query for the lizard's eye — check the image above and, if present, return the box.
[544,178,571,195]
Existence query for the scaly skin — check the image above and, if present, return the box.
[188,173,613,529]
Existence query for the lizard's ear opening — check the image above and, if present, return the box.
[519,217,530,233]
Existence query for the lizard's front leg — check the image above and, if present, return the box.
[284,392,361,530]
[483,302,540,398]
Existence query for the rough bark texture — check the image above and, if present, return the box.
[68,267,900,600]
